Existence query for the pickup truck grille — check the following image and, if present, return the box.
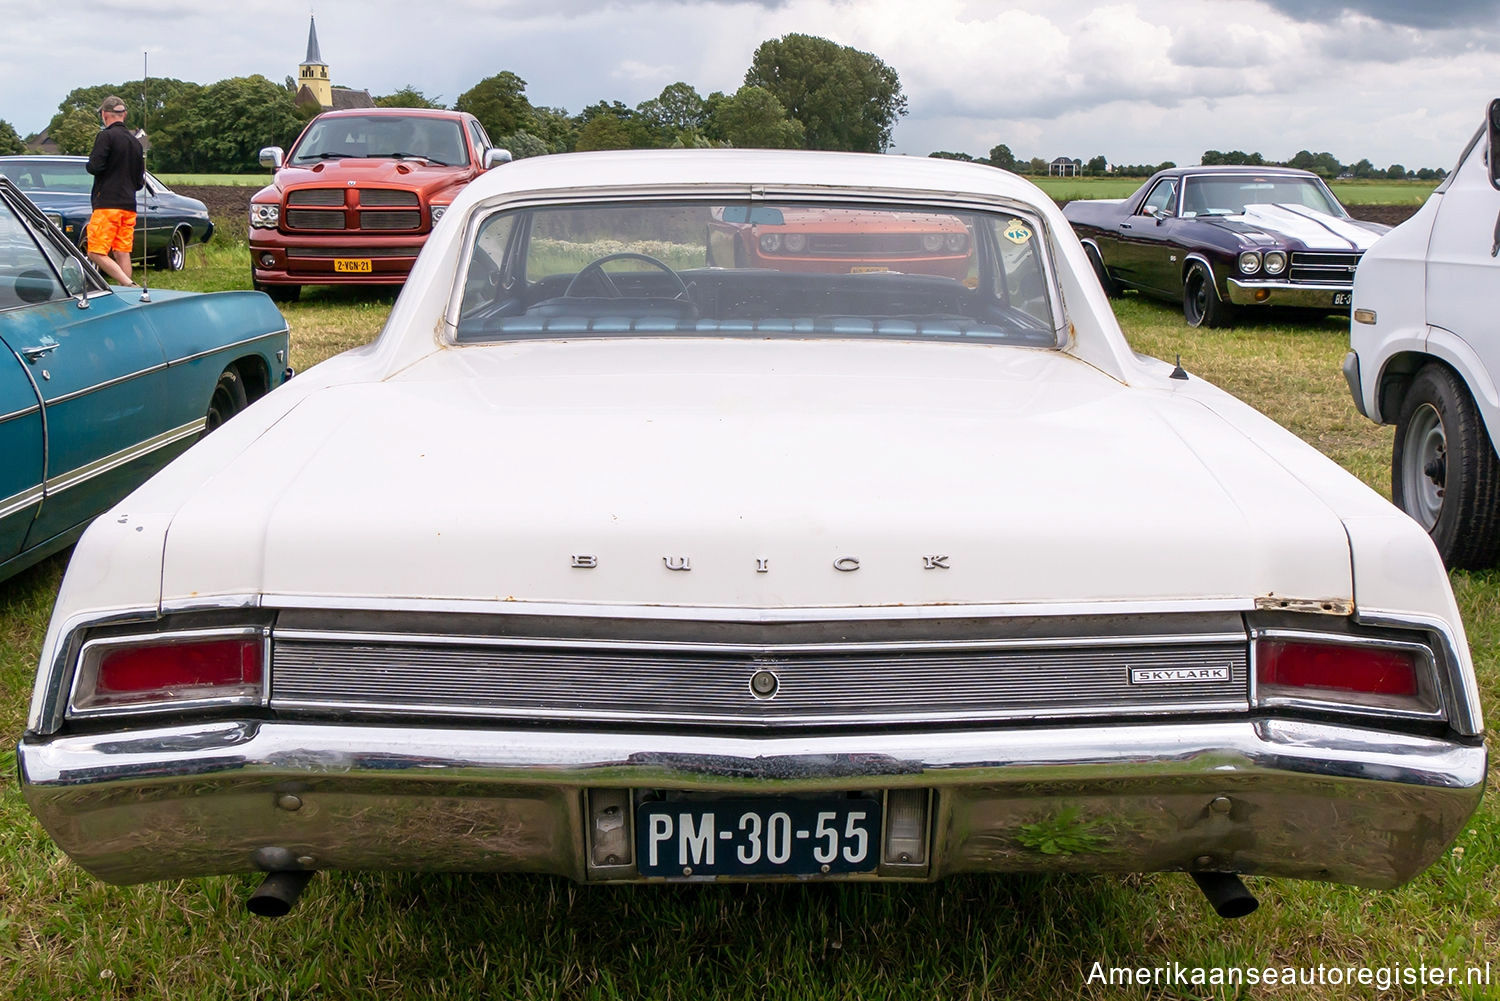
[1289,252,1361,285]
[270,623,1249,727]
[359,210,421,231]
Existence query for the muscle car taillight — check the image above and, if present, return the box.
[1253,634,1441,719]
[69,629,267,715]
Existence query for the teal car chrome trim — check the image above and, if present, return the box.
[0,402,40,425]
[169,327,292,367]
[0,484,44,520]
[45,419,204,495]
[46,363,169,407]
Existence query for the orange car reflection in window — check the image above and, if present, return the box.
[707,206,972,280]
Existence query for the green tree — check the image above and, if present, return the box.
[1387,163,1408,179]
[376,85,444,109]
[1026,157,1048,175]
[494,130,549,159]
[529,106,578,153]
[166,75,302,172]
[928,151,976,161]
[637,82,706,146]
[744,33,906,152]
[574,114,636,151]
[0,120,23,155]
[455,72,535,141]
[1086,154,1107,175]
[709,85,804,149]
[988,144,1017,171]
[50,107,100,155]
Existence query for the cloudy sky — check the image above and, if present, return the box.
[4,0,1497,170]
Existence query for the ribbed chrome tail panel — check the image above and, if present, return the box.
[270,613,1249,727]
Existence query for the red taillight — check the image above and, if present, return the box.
[1256,638,1419,697]
[74,635,264,713]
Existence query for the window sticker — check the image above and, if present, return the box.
[1004,220,1033,245]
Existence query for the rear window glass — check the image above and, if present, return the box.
[455,200,1058,346]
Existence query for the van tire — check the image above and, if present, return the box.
[1392,364,1500,568]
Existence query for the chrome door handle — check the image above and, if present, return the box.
[20,343,58,362]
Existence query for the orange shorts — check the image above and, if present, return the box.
[87,208,137,255]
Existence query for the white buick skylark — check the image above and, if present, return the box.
[19,150,1484,919]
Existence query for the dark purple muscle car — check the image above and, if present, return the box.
[1063,166,1387,327]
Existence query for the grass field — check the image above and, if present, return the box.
[161,170,1442,206]
[1034,175,1440,204]
[155,173,269,187]
[1,231,1496,999]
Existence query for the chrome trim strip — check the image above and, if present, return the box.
[169,329,290,368]
[1225,279,1353,307]
[0,402,40,425]
[46,362,169,406]
[45,419,204,495]
[268,696,1250,727]
[0,484,44,521]
[271,626,1250,656]
[259,594,1257,621]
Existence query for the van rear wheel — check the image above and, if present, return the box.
[1392,364,1500,568]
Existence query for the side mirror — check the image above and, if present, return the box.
[483,148,513,170]
[60,258,87,297]
[1488,100,1500,190]
[259,146,285,171]
[1152,207,1172,222]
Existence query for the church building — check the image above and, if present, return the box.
[294,15,374,111]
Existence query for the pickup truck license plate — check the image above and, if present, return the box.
[334,259,372,273]
[637,797,883,877]
[1333,291,1352,306]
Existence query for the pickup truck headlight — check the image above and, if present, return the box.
[250,203,280,228]
[1237,251,1262,275]
[430,204,448,225]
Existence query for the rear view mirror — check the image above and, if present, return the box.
[1488,100,1500,190]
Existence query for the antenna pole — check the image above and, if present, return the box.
[139,51,151,301]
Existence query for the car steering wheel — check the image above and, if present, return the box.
[564,252,690,299]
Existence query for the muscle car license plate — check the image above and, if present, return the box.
[1334,292,1352,306]
[850,265,889,273]
[334,259,372,273]
[637,797,882,877]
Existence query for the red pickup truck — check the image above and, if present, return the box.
[249,108,509,301]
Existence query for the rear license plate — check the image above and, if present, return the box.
[334,258,372,273]
[850,265,889,273]
[637,797,882,877]
[1334,291,1352,306]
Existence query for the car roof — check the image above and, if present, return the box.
[1154,165,1320,180]
[310,108,468,121]
[460,148,1050,206]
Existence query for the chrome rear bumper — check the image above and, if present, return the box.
[19,717,1483,888]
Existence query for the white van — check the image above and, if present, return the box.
[1346,100,1500,568]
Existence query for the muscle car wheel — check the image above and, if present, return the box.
[155,229,187,271]
[1393,364,1500,568]
[1183,262,1234,329]
[204,368,249,435]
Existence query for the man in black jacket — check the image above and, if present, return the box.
[85,96,145,286]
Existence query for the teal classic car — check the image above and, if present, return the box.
[0,176,290,582]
